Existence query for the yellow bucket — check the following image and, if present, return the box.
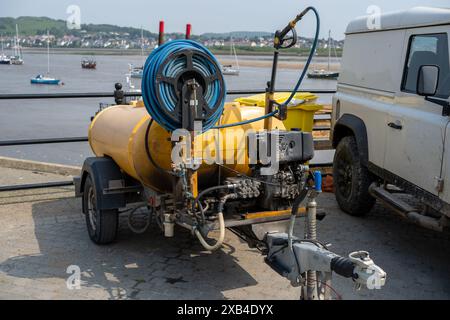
[234,92,323,132]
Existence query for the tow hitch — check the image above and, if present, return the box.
[263,172,386,300]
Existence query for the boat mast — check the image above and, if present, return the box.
[141,27,144,66]
[47,30,50,74]
[233,42,239,71]
[328,30,331,71]
[230,36,233,58]
[15,24,21,58]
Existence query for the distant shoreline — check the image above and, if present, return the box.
[20,47,341,71]
[22,47,341,58]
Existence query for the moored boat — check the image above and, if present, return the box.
[221,38,240,76]
[0,54,10,65]
[128,28,145,78]
[10,24,24,65]
[307,69,340,79]
[30,30,60,85]
[307,30,339,80]
[30,74,60,85]
[129,64,143,78]
[81,57,97,69]
[222,65,240,76]
[0,36,10,65]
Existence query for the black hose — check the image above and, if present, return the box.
[192,185,233,223]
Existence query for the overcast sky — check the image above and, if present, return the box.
[2,0,449,39]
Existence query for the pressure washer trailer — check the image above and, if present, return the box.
[74,6,386,300]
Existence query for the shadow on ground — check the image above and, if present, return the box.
[0,197,260,299]
[2,193,450,299]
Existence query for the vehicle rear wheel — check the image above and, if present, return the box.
[83,175,118,244]
[333,136,375,216]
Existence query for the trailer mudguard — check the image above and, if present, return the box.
[80,157,126,212]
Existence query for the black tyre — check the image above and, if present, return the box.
[83,175,118,244]
[333,136,375,216]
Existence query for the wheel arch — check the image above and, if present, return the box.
[80,157,126,213]
[332,114,369,166]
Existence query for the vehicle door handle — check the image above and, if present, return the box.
[388,122,403,130]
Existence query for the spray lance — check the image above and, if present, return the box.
[265,7,320,129]
[213,7,320,130]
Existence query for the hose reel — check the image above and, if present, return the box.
[142,40,226,132]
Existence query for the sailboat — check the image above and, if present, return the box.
[307,30,339,80]
[130,27,145,78]
[222,38,240,76]
[31,31,60,85]
[11,24,24,65]
[0,35,11,65]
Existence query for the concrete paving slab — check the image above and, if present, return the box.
[0,167,450,300]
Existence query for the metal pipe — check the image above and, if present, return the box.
[185,24,192,39]
[0,89,336,100]
[0,181,74,192]
[0,140,333,152]
[159,21,165,46]
[0,92,142,100]
[0,137,88,146]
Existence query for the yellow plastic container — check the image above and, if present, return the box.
[235,92,323,132]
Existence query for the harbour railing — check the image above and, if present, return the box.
[0,89,335,192]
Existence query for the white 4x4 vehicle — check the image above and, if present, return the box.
[332,7,450,232]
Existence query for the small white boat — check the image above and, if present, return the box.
[0,54,10,65]
[129,65,143,78]
[0,36,10,65]
[222,65,240,76]
[221,38,240,76]
[128,28,145,79]
[128,64,144,79]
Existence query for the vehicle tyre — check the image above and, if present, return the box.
[333,136,375,216]
[83,175,118,244]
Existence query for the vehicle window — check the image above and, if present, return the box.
[402,33,450,99]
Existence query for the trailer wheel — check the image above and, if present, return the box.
[83,175,118,244]
[333,136,375,216]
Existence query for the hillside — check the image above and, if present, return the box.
[0,16,158,38]
[0,16,343,56]
[0,16,276,40]
[0,16,67,36]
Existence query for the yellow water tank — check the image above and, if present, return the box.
[89,102,287,192]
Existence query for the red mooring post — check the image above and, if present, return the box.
[185,24,192,39]
[159,20,165,46]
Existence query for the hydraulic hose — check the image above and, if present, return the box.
[213,110,279,129]
[195,212,225,251]
[276,6,320,109]
[213,6,320,130]
[192,184,235,223]
[194,195,233,251]
[142,40,225,132]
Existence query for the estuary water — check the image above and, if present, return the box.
[0,52,338,166]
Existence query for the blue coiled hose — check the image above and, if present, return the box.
[142,40,225,132]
